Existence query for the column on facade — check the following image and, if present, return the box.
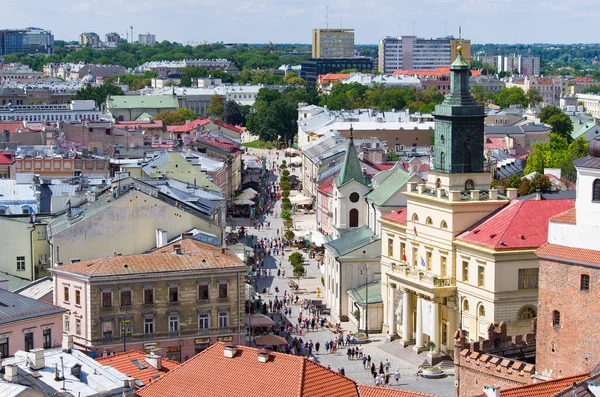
[432,300,440,354]
[401,290,411,343]
[387,284,396,336]
[414,295,424,349]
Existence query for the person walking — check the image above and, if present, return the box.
[362,355,368,369]
[325,341,330,354]
[394,369,401,384]
[315,341,320,355]
[347,348,352,360]
[367,355,372,368]
[385,359,391,373]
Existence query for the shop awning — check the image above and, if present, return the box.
[248,314,276,327]
[254,334,288,346]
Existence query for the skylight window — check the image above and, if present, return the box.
[131,359,147,370]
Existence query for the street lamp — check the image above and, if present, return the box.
[359,264,369,338]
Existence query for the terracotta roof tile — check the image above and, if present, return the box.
[536,243,600,265]
[172,119,210,133]
[456,199,575,250]
[549,208,576,224]
[137,342,360,397]
[50,239,246,278]
[358,385,439,397]
[96,350,179,387]
[498,372,589,397]
[381,208,408,225]
[0,152,15,165]
[212,119,243,133]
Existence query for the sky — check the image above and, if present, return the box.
[5,0,599,45]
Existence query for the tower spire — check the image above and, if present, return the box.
[349,124,353,140]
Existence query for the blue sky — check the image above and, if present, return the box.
[6,0,597,45]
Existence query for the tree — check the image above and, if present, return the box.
[280,209,292,220]
[153,110,186,126]
[73,84,124,107]
[283,71,305,85]
[481,62,497,75]
[493,87,529,108]
[546,112,574,142]
[524,134,588,181]
[471,85,488,105]
[289,252,304,267]
[207,94,224,119]
[222,100,244,126]
[293,263,306,287]
[284,230,295,241]
[527,88,543,107]
[281,169,290,177]
[582,84,600,94]
[176,107,198,121]
[179,75,193,87]
[539,105,563,123]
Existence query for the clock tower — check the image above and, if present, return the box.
[428,45,492,191]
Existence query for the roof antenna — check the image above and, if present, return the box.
[349,124,353,140]
[325,5,329,28]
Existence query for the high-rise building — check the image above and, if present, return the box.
[476,54,540,76]
[311,28,355,58]
[0,28,53,55]
[79,32,100,47]
[104,32,120,47]
[378,36,471,74]
[138,33,156,46]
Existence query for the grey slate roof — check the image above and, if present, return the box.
[574,155,600,170]
[365,163,411,206]
[0,288,66,325]
[485,123,551,136]
[324,225,379,257]
[517,190,577,201]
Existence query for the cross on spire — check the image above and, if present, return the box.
[350,124,353,140]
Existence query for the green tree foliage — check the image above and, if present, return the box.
[152,107,197,125]
[546,113,574,142]
[289,252,304,267]
[176,107,198,121]
[582,84,600,94]
[527,88,543,107]
[494,86,529,108]
[281,169,290,177]
[280,209,292,220]
[179,75,193,87]
[246,88,300,143]
[283,71,305,85]
[222,100,245,126]
[284,230,295,241]
[207,94,224,119]
[480,62,498,75]
[293,264,306,285]
[470,85,489,105]
[539,105,563,123]
[106,71,158,90]
[524,134,588,181]
[73,84,124,107]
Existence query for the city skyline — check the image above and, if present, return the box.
[4,0,599,46]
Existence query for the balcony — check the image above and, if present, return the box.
[391,263,455,291]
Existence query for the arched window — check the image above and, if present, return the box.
[465,179,475,191]
[349,209,359,228]
[518,306,537,321]
[440,220,448,229]
[21,205,34,215]
[440,152,445,168]
[463,299,470,312]
[412,213,419,222]
[0,205,7,215]
[426,217,433,225]
[478,304,485,317]
[349,192,360,203]
[593,179,600,202]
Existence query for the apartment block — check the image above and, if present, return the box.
[312,28,355,58]
[378,36,471,74]
[476,54,540,76]
[79,32,100,47]
[139,33,156,46]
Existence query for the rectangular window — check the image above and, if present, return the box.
[37,230,47,240]
[198,313,210,330]
[24,332,34,352]
[120,290,132,306]
[218,283,228,299]
[75,319,81,336]
[169,287,179,303]
[102,292,112,308]
[462,261,469,282]
[75,290,81,306]
[387,238,394,257]
[43,329,51,349]
[103,321,113,338]
[198,285,209,300]
[64,286,69,302]
[412,247,418,267]
[518,269,539,289]
[478,266,485,288]
[400,242,406,262]
[0,338,9,358]
[17,256,25,271]
[581,274,590,292]
[553,310,560,327]
[218,312,229,328]
[65,317,70,332]
[169,316,179,332]
[441,256,447,278]
[144,318,154,335]
[144,288,154,304]
[426,251,432,271]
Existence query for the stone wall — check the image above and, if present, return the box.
[454,321,536,397]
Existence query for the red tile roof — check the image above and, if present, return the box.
[392,67,481,77]
[549,207,576,224]
[137,342,361,397]
[0,121,26,133]
[358,386,438,397]
[0,152,15,165]
[536,243,600,266]
[381,208,408,225]
[573,77,594,82]
[484,138,530,159]
[456,199,575,250]
[318,73,351,83]
[212,119,243,133]
[114,120,164,129]
[172,119,210,133]
[96,350,179,387]
[497,372,589,397]
[317,176,335,195]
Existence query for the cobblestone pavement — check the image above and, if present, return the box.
[234,148,455,397]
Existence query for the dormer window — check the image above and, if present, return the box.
[593,179,600,202]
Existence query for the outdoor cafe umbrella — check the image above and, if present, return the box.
[243,187,258,195]
[237,191,256,200]
[248,314,276,327]
[233,198,255,206]
[284,148,299,155]
[254,334,288,346]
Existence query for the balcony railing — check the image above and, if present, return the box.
[391,263,455,289]
[93,327,240,345]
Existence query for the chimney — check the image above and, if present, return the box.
[62,333,74,352]
[28,348,46,370]
[506,188,518,200]
[223,343,238,358]
[181,232,193,240]
[145,352,162,370]
[4,364,18,382]
[483,385,501,397]
[173,244,182,255]
[257,348,271,363]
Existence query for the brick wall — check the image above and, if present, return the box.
[454,321,536,397]
[536,258,600,379]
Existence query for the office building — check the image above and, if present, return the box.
[0,100,105,122]
[104,32,120,47]
[300,57,373,83]
[476,54,540,76]
[139,33,156,46]
[0,28,54,55]
[311,28,355,58]
[79,32,100,47]
[378,36,471,74]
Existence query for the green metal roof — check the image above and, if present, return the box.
[324,225,379,258]
[347,280,382,305]
[571,121,598,140]
[108,95,179,110]
[334,138,369,188]
[136,112,154,121]
[451,49,469,68]
[365,165,411,206]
